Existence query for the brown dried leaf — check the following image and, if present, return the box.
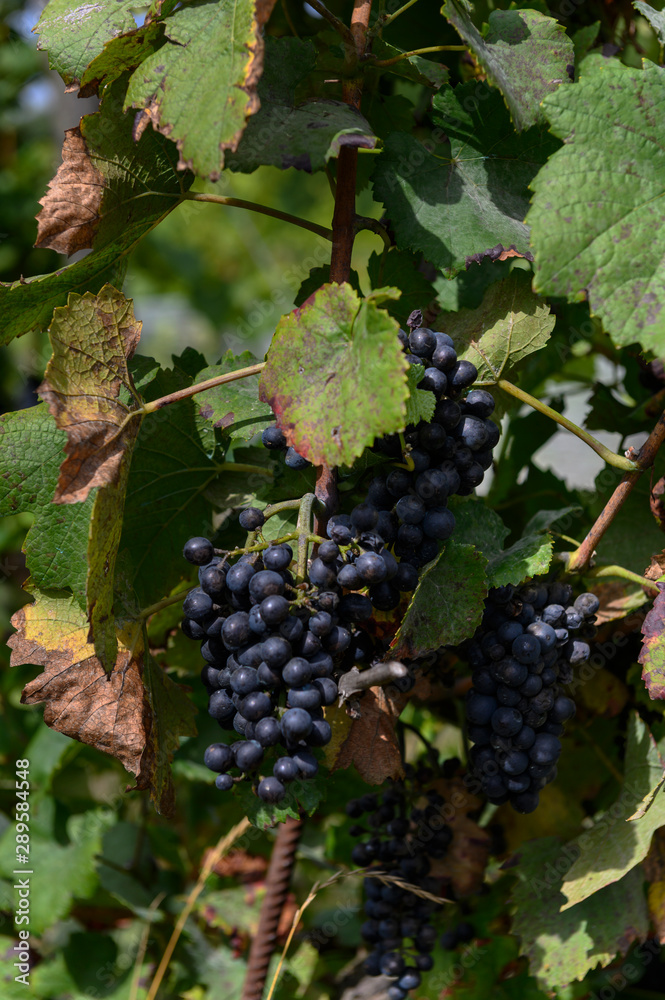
[643,827,665,943]
[331,686,407,785]
[645,549,665,581]
[10,589,196,816]
[651,478,665,531]
[35,128,103,255]
[639,583,665,699]
[38,285,143,503]
[465,242,535,269]
[212,849,268,883]
[592,580,649,625]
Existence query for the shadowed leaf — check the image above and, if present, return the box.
[639,583,665,698]
[331,687,407,784]
[442,2,573,130]
[195,351,272,446]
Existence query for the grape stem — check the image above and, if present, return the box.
[568,409,665,573]
[496,379,638,472]
[141,362,266,414]
[338,660,409,701]
[368,0,421,35]
[296,492,318,582]
[365,44,467,66]
[181,192,333,241]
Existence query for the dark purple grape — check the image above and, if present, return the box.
[262,425,286,450]
[239,507,265,531]
[257,776,286,802]
[183,536,214,565]
[204,743,234,772]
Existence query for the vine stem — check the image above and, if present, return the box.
[296,492,318,582]
[368,0,420,35]
[182,192,333,241]
[568,410,665,572]
[497,379,638,472]
[585,564,663,590]
[241,816,304,1000]
[304,0,354,43]
[367,43,467,66]
[141,362,265,413]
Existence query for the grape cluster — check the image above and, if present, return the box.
[346,762,453,999]
[261,321,500,612]
[464,582,599,814]
[180,516,397,803]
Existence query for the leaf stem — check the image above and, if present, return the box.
[139,584,193,621]
[182,192,333,241]
[218,462,273,477]
[296,493,317,582]
[369,0,421,35]
[366,44,466,66]
[584,564,662,590]
[568,410,665,573]
[141,362,266,413]
[496,379,638,472]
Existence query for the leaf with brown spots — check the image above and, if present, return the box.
[124,0,278,178]
[10,588,196,816]
[194,351,272,446]
[259,283,408,468]
[38,284,143,504]
[330,686,407,784]
[640,584,665,699]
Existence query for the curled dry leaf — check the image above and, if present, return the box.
[330,685,407,784]
[38,285,143,503]
[9,589,196,816]
[35,128,103,256]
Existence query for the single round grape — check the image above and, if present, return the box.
[527,621,557,651]
[491,706,523,737]
[233,740,264,771]
[230,666,259,696]
[309,557,337,589]
[324,626,351,654]
[455,414,488,451]
[183,536,214,565]
[287,685,321,711]
[308,651,334,678]
[419,367,447,395]
[422,506,455,540]
[240,691,273,721]
[499,749,529,775]
[529,733,561,765]
[431,342,457,371]
[386,469,412,499]
[249,570,284,604]
[317,540,340,564]
[327,517,354,546]
[520,674,543,698]
[258,594,290,625]
[182,589,214,621]
[273,757,299,782]
[262,544,293,571]
[338,593,373,621]
[574,592,600,616]
[550,694,576,722]
[355,551,388,584]
[182,617,206,641]
[255,716,281,746]
[293,749,318,777]
[239,507,265,531]
[282,657,312,687]
[199,562,227,598]
[463,389,495,418]
[566,639,591,663]
[285,447,309,469]
[448,359,478,390]
[257,776,286,802]
[484,419,501,449]
[512,633,542,664]
[395,495,426,525]
[204,743,234,772]
[208,690,235,721]
[380,549,399,580]
[262,424,286,450]
[212,773,232,792]
[260,635,291,668]
[307,718,332,746]
[419,421,447,450]
[495,657,528,687]
[281,708,313,741]
[511,789,540,813]
[409,327,436,357]
[542,603,565,625]
[379,951,405,977]
[398,969,421,991]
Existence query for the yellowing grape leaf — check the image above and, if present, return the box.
[639,583,665,698]
[38,285,143,504]
[10,589,196,816]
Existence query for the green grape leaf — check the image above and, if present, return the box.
[259,283,408,468]
[0,256,128,346]
[442,2,573,130]
[226,36,376,173]
[510,836,649,988]
[0,404,93,603]
[120,363,228,605]
[529,56,665,354]
[391,542,488,659]
[125,0,277,179]
[373,82,557,277]
[448,497,510,558]
[78,21,166,98]
[36,80,192,258]
[404,365,436,426]
[294,265,362,307]
[35,0,162,87]
[487,532,554,588]
[0,812,114,935]
[194,351,272,446]
[367,248,437,328]
[10,588,195,815]
[438,271,556,387]
[635,2,665,44]
[639,584,665,698]
[560,713,665,908]
[369,38,449,90]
